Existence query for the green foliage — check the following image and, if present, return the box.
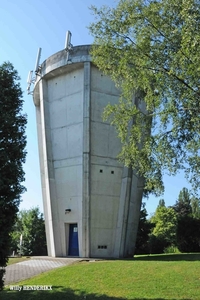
[0,62,27,290]
[173,187,192,218]
[191,197,200,219]
[150,202,177,253]
[164,246,180,254]
[177,216,200,252]
[135,203,153,254]
[10,207,47,256]
[148,234,167,254]
[158,199,165,207]
[172,187,200,219]
[151,205,177,244]
[89,0,200,196]
[140,187,200,253]
[171,187,200,252]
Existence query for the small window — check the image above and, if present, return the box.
[100,169,103,173]
[111,171,114,174]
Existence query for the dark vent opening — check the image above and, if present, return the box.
[98,245,107,249]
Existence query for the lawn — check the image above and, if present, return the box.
[2,253,200,300]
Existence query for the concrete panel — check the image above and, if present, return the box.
[51,123,83,160]
[91,122,109,156]
[91,180,121,197]
[58,222,66,256]
[91,165,122,197]
[47,76,67,102]
[63,67,84,96]
[55,181,81,201]
[54,165,82,198]
[90,228,114,257]
[91,65,119,96]
[47,68,84,102]
[91,164,122,180]
[59,196,82,220]
[90,156,122,168]
[91,121,121,158]
[91,91,119,123]
[49,98,67,129]
[90,195,119,229]
[66,92,83,126]
[51,127,67,160]
[67,123,83,157]
[53,157,82,169]
[49,93,83,129]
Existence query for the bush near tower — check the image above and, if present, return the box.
[10,207,47,256]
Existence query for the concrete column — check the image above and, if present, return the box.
[124,173,144,257]
[113,167,132,258]
[39,79,56,257]
[82,61,91,257]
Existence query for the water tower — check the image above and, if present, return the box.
[29,35,144,258]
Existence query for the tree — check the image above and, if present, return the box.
[158,199,165,208]
[173,187,192,218]
[191,197,200,219]
[0,62,27,290]
[173,187,200,252]
[89,0,200,193]
[150,202,177,253]
[89,0,200,255]
[176,216,200,252]
[135,203,152,254]
[10,207,47,256]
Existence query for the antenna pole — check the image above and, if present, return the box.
[35,47,42,74]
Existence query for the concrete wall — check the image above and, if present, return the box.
[33,45,144,258]
[34,49,87,257]
[89,65,123,257]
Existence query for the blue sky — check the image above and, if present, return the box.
[0,0,194,217]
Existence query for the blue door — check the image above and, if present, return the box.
[68,224,79,256]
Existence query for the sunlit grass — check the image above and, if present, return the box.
[2,254,200,299]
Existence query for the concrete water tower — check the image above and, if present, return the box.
[30,36,144,258]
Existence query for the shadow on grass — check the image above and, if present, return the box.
[0,286,192,300]
[133,253,200,261]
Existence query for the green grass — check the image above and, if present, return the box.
[7,256,31,266]
[2,253,200,299]
[133,252,200,261]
